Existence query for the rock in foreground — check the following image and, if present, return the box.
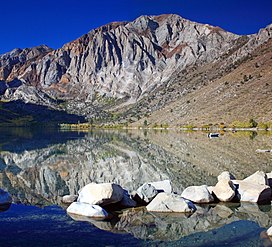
[67,202,108,219]
[78,183,124,206]
[147,180,172,193]
[213,179,236,202]
[146,192,196,213]
[135,183,158,204]
[233,180,271,203]
[268,226,272,236]
[181,185,214,203]
[243,171,268,186]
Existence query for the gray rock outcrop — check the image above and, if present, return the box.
[0,14,241,114]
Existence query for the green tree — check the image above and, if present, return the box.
[144,120,148,126]
[249,118,258,128]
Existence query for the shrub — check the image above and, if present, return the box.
[219,122,226,129]
[160,123,169,129]
[182,124,195,130]
[249,118,258,128]
[201,124,211,130]
[230,119,258,128]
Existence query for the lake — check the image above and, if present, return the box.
[0,127,271,246]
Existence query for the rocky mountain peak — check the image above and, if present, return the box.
[0,45,52,82]
[0,14,271,123]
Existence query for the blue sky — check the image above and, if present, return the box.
[1,0,271,54]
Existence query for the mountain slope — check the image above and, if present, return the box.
[130,27,272,126]
[0,14,271,125]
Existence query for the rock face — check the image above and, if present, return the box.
[146,192,196,213]
[233,180,271,203]
[213,179,236,202]
[77,183,124,206]
[0,46,52,82]
[181,185,214,203]
[0,14,271,125]
[67,202,108,219]
[0,189,12,205]
[0,14,239,115]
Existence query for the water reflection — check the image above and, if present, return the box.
[0,203,11,212]
[0,129,271,206]
[0,128,271,245]
[68,202,272,244]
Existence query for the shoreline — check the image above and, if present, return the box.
[59,123,272,132]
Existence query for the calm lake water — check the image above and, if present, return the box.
[0,127,271,246]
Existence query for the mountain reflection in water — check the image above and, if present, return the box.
[0,128,271,245]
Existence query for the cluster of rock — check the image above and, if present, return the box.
[182,171,272,204]
[63,170,272,238]
[64,171,272,219]
[65,180,197,219]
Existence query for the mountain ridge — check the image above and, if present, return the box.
[0,14,271,126]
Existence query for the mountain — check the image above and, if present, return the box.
[0,14,271,125]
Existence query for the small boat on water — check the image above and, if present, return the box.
[208,133,220,138]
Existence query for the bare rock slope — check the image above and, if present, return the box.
[0,14,271,124]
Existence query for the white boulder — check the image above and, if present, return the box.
[148,180,172,193]
[146,192,196,213]
[181,185,214,203]
[233,180,271,203]
[267,226,272,236]
[243,171,268,186]
[213,179,236,202]
[136,183,158,203]
[67,202,108,219]
[78,183,124,206]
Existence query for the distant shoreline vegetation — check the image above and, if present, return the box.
[59,118,272,132]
